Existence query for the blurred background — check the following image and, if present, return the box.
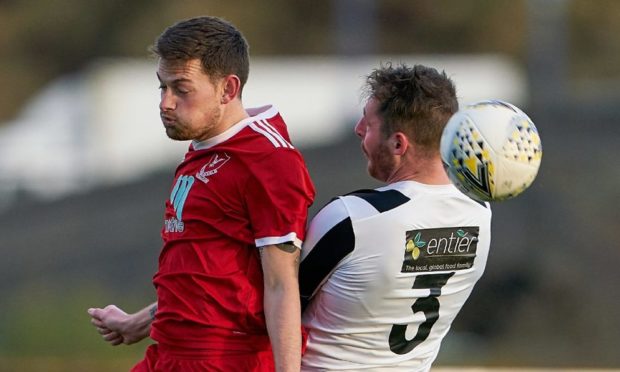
[0,0,619,371]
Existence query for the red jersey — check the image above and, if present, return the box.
[151,105,315,352]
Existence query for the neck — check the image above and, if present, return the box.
[216,100,250,136]
[386,154,450,185]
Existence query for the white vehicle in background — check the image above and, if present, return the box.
[0,55,525,208]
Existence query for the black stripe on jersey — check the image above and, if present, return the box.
[345,189,410,213]
[299,217,355,311]
[474,200,486,208]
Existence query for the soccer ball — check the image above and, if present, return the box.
[440,100,542,202]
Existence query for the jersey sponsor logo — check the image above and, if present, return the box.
[196,152,231,183]
[401,227,479,273]
[164,175,195,233]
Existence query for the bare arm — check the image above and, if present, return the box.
[261,243,301,372]
[88,302,156,345]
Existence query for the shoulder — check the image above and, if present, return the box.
[333,188,411,222]
[343,188,410,212]
[305,187,411,243]
[236,112,310,180]
[450,187,493,216]
[241,106,296,151]
[310,197,350,231]
[301,196,354,262]
[225,120,304,177]
[234,119,306,176]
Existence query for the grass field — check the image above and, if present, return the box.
[0,288,617,371]
[0,357,137,372]
[0,358,617,372]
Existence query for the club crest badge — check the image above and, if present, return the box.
[196,152,231,183]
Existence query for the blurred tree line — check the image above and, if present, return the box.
[1,0,619,122]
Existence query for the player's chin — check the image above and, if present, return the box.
[367,163,390,182]
[367,163,379,179]
[360,144,368,157]
[165,127,190,141]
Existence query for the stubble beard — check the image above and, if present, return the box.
[164,125,186,141]
[163,106,222,142]
[367,142,395,182]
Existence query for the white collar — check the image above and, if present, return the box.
[192,105,279,151]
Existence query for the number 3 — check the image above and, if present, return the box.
[389,272,454,354]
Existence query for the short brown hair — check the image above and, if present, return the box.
[364,63,458,155]
[151,16,250,96]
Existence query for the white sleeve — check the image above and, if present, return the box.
[299,198,354,309]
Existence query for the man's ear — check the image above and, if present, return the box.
[392,132,409,156]
[220,75,241,104]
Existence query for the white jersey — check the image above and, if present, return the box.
[300,180,492,371]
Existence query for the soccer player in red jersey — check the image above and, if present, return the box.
[88,16,315,372]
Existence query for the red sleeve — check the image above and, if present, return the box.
[244,149,315,248]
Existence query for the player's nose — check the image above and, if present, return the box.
[354,118,365,138]
[159,89,175,111]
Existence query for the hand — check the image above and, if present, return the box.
[88,304,151,346]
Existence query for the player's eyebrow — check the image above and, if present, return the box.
[156,72,192,85]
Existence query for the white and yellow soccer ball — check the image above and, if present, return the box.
[440,100,542,202]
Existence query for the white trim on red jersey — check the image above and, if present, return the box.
[192,105,282,151]
[249,119,294,149]
[256,232,302,249]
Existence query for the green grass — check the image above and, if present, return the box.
[0,356,139,372]
[0,281,151,368]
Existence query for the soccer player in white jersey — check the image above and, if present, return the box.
[299,63,492,371]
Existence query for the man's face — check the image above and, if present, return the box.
[157,58,224,142]
[354,98,396,182]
